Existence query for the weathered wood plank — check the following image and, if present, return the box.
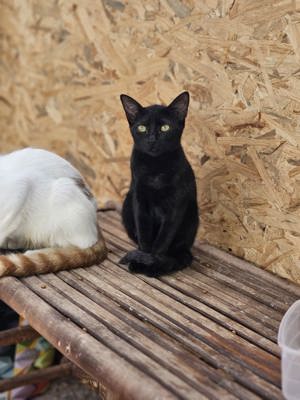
[0,210,295,400]
[57,269,262,400]
[167,271,281,328]
[101,219,282,338]
[191,254,293,313]
[0,277,176,400]
[106,243,279,347]
[72,267,282,399]
[61,262,282,399]
[101,212,297,308]
[102,210,300,298]
[0,364,72,392]
[50,273,250,399]
[0,325,39,346]
[193,250,298,306]
[23,274,221,400]
[104,246,279,355]
[88,261,281,384]
[101,225,277,350]
[195,243,300,298]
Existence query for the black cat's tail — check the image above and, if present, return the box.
[121,249,193,277]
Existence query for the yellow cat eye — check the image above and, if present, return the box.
[161,124,170,132]
[137,125,147,133]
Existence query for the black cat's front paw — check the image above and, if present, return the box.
[120,250,155,265]
[128,254,189,277]
[128,261,144,274]
[128,261,159,277]
[119,250,140,264]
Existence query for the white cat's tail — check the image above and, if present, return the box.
[0,237,107,278]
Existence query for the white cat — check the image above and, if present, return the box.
[0,148,107,277]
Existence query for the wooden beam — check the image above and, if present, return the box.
[0,325,39,346]
[0,363,72,392]
[0,277,175,400]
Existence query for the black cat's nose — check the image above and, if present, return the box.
[148,135,156,143]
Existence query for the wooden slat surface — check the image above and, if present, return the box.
[1,210,300,400]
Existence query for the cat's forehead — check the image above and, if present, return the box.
[139,104,171,122]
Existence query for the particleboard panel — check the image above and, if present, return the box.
[1,0,300,283]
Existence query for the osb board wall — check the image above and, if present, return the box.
[1,0,300,282]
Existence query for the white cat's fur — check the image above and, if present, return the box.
[0,148,106,277]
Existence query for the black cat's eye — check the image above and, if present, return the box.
[161,124,170,132]
[137,125,147,133]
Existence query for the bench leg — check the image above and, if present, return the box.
[0,329,119,398]
[0,363,73,392]
[0,325,39,346]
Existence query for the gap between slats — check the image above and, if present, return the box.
[100,214,285,320]
[100,215,282,341]
[22,275,234,400]
[102,210,300,299]
[101,211,297,310]
[88,251,281,386]
[23,270,281,400]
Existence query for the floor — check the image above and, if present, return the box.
[34,378,99,400]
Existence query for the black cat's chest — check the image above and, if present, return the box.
[131,148,190,202]
[134,164,177,199]
[134,174,172,205]
[144,173,168,190]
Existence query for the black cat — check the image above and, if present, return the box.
[120,92,199,277]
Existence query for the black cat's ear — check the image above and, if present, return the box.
[167,91,189,120]
[120,94,143,125]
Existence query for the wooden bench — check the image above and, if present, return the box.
[1,210,300,399]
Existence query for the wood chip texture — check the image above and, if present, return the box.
[1,211,300,399]
[1,1,300,282]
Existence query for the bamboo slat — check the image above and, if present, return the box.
[1,210,299,399]
[1,1,300,281]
